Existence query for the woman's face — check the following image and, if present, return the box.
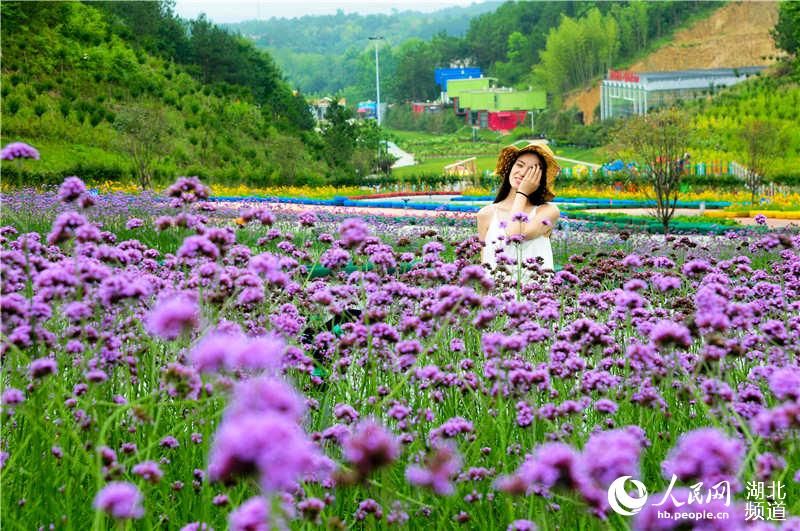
[509,152,542,191]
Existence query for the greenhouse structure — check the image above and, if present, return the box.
[599,66,767,120]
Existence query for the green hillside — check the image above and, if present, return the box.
[0,1,363,188]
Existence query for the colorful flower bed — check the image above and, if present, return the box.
[1,177,799,529]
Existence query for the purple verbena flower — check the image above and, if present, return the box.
[769,366,800,401]
[93,482,144,519]
[508,520,537,531]
[1,142,40,160]
[2,388,25,405]
[649,320,692,350]
[58,177,87,203]
[132,461,163,483]
[661,428,743,487]
[29,357,57,379]
[343,419,400,479]
[406,442,462,495]
[160,436,180,449]
[126,218,144,230]
[229,497,270,531]
[145,294,199,340]
[208,412,333,491]
[339,218,369,249]
[226,376,305,421]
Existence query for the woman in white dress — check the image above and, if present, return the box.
[477,141,560,278]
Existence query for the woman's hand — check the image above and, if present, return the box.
[518,165,541,196]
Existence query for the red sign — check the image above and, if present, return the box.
[608,70,640,83]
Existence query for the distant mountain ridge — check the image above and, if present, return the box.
[223,2,503,54]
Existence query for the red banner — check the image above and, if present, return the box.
[608,70,640,83]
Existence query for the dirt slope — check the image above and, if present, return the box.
[564,2,781,124]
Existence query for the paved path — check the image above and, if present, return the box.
[386,141,416,168]
[553,156,601,169]
[357,194,463,203]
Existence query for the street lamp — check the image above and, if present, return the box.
[368,36,384,126]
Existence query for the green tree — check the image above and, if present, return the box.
[465,1,582,70]
[429,31,468,66]
[609,108,692,235]
[393,39,439,101]
[610,1,649,58]
[114,103,170,190]
[535,8,618,98]
[772,1,800,69]
[92,1,190,63]
[321,100,358,172]
[737,119,789,205]
[494,31,532,85]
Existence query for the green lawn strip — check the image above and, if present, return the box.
[551,146,605,165]
[564,209,745,234]
[0,138,131,179]
[392,155,498,178]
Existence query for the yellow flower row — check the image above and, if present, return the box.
[208,184,362,199]
[92,181,363,200]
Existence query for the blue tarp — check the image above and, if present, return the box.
[601,160,637,172]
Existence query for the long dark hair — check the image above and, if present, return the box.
[493,153,548,206]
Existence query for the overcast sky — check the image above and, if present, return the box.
[173,0,483,23]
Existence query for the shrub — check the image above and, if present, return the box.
[5,97,21,116]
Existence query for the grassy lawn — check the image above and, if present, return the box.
[385,127,505,144]
[392,155,499,178]
[392,150,598,177]
[552,146,606,164]
[385,129,447,143]
[387,128,607,175]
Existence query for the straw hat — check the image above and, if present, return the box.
[494,140,560,201]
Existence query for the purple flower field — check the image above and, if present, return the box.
[1,176,800,530]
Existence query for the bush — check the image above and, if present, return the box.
[385,105,462,134]
[5,97,21,116]
[33,100,48,118]
[0,158,130,187]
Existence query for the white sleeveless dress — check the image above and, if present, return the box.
[481,203,554,272]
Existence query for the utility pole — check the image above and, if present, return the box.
[368,36,384,126]
[368,36,385,175]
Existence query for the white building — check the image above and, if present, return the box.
[600,66,767,120]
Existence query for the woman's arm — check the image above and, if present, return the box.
[477,206,492,242]
[503,203,560,240]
